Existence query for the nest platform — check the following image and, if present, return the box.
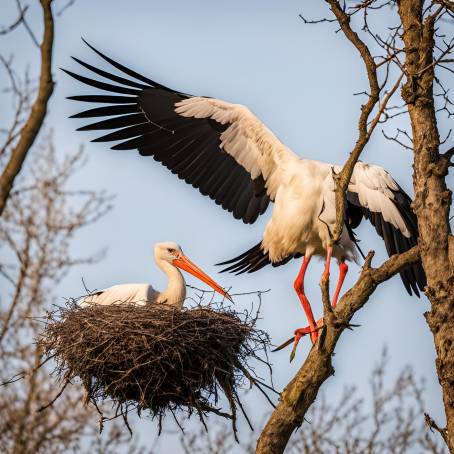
[40,300,272,434]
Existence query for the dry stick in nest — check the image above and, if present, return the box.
[39,294,275,438]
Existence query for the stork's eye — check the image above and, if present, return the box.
[167,248,175,254]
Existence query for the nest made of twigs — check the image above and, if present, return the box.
[40,298,273,435]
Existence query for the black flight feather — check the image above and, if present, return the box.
[64,41,270,224]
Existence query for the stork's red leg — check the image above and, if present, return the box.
[283,251,348,361]
[291,247,331,357]
[293,255,318,345]
[332,261,348,308]
[322,245,332,280]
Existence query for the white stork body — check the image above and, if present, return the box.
[81,242,230,309]
[65,42,426,356]
[261,158,410,265]
[260,159,357,265]
[82,283,159,307]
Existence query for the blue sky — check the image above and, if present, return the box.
[1,0,452,451]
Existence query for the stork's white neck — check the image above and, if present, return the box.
[155,258,186,309]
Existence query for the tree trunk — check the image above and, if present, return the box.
[256,249,421,453]
[398,0,454,450]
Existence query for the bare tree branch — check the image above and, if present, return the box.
[0,0,55,217]
[256,246,421,453]
[434,0,454,14]
[255,5,417,451]
[0,3,28,36]
[0,136,141,453]
[323,0,381,244]
[185,347,446,453]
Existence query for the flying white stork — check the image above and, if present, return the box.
[65,41,426,357]
[81,242,231,308]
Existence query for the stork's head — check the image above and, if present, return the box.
[154,242,233,302]
[154,241,184,263]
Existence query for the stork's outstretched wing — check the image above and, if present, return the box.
[64,41,296,223]
[345,162,426,296]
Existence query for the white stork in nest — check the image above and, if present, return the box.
[81,242,231,308]
[65,41,426,358]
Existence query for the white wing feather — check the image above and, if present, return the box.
[175,97,299,200]
[347,162,411,237]
[81,284,154,307]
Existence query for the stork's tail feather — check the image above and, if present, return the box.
[216,242,270,274]
[216,242,299,274]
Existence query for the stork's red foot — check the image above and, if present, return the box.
[272,319,324,362]
[284,317,360,360]
[289,318,324,362]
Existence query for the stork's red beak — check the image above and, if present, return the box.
[173,255,233,302]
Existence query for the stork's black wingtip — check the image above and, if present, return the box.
[214,261,231,267]
[82,38,97,53]
[75,125,89,132]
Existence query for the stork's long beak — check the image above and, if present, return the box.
[173,255,233,302]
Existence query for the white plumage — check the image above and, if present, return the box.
[81,242,231,309]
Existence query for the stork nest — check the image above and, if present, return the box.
[39,297,273,435]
